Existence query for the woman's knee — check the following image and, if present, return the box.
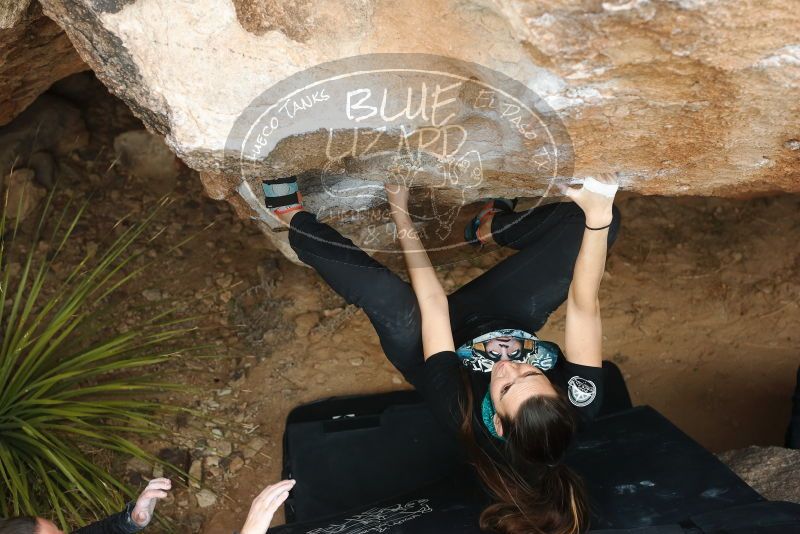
[384,287,422,330]
[358,277,420,333]
[372,297,424,381]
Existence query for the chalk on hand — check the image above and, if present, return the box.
[582,176,618,198]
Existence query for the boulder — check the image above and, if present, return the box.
[0,94,89,187]
[0,2,87,126]
[718,446,800,504]
[34,0,800,257]
[114,130,181,194]
[0,1,31,28]
[2,168,46,223]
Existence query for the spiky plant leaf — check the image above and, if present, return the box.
[1,187,201,529]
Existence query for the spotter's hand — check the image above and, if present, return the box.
[131,478,172,527]
[240,480,296,534]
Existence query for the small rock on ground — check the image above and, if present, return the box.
[195,489,217,508]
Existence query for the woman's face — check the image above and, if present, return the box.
[489,359,557,420]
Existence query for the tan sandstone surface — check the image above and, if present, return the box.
[0,1,86,125]
[24,0,800,258]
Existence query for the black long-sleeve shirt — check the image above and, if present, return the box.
[72,502,142,534]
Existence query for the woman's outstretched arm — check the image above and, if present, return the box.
[385,183,455,358]
[560,174,618,367]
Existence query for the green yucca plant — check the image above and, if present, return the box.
[0,187,198,529]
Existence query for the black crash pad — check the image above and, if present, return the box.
[280,390,463,523]
[272,393,798,533]
[567,406,763,528]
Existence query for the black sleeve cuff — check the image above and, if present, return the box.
[425,350,458,364]
[122,501,144,533]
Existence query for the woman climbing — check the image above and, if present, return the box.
[262,172,623,533]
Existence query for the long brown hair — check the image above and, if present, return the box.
[458,368,589,533]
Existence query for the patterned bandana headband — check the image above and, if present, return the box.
[482,391,504,440]
[456,328,562,373]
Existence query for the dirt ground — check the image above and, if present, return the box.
[5,76,799,532]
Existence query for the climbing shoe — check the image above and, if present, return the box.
[262,175,304,217]
[464,198,517,247]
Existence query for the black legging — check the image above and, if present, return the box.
[289,200,622,391]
